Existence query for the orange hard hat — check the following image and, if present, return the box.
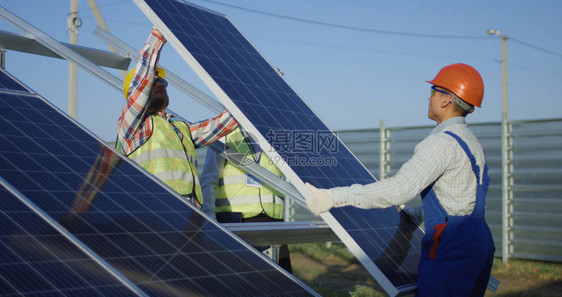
[123,67,166,99]
[426,63,484,108]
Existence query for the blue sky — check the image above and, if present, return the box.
[1,0,561,141]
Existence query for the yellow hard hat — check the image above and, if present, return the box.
[123,67,166,99]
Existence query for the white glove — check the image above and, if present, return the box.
[305,183,334,216]
[402,205,424,226]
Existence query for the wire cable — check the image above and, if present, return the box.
[197,0,487,40]
[510,38,562,58]
[316,17,413,113]
[200,0,562,58]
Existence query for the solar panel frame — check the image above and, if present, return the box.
[0,66,320,296]
[133,0,423,295]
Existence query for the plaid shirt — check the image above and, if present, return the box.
[117,29,237,155]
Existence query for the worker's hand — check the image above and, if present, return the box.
[401,205,424,226]
[151,26,165,40]
[305,183,334,216]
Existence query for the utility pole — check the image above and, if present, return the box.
[68,0,80,119]
[488,28,511,263]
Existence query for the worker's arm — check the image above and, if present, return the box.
[117,28,166,155]
[330,134,454,208]
[200,149,222,219]
[189,111,238,148]
[306,135,454,215]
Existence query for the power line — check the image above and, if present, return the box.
[510,38,562,58]
[200,0,562,58]
[317,17,413,113]
[80,15,147,27]
[81,1,562,59]
[76,0,129,14]
[197,0,487,40]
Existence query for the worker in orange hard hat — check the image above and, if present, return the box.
[305,63,495,297]
[117,27,238,209]
[426,63,484,117]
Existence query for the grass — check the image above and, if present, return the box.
[289,243,562,297]
[487,258,562,297]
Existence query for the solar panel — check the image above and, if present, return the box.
[0,181,140,296]
[0,67,318,296]
[0,70,27,92]
[134,0,423,295]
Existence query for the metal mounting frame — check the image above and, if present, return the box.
[0,29,131,70]
[0,6,122,92]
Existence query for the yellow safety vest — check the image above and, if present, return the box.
[215,128,284,219]
[128,115,203,204]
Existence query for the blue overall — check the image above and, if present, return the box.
[416,131,495,297]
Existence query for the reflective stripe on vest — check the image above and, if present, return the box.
[215,128,284,219]
[131,148,197,167]
[128,115,203,204]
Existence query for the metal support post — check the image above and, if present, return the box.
[500,34,513,263]
[86,0,127,79]
[379,119,389,180]
[285,195,295,222]
[67,0,79,119]
[0,49,5,68]
[488,28,512,263]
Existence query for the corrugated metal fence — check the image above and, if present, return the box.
[285,118,562,263]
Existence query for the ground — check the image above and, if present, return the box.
[289,243,562,297]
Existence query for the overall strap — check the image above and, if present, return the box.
[444,131,489,218]
[444,131,480,184]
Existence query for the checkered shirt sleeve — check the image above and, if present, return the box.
[117,29,166,155]
[188,110,238,149]
[331,124,485,216]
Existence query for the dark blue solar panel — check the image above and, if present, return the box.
[0,67,318,296]
[146,0,375,188]
[144,0,373,188]
[0,70,27,92]
[138,0,423,294]
[0,183,138,296]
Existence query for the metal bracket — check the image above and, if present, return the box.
[487,275,500,292]
[0,29,131,70]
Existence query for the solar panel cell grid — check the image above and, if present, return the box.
[0,185,138,296]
